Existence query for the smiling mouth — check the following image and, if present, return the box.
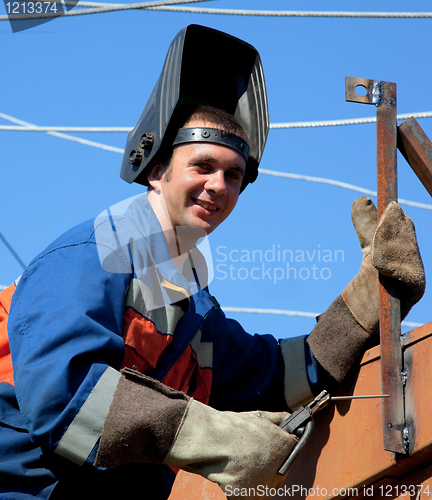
[195,199,218,212]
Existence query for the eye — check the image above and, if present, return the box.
[226,169,242,182]
[194,162,211,172]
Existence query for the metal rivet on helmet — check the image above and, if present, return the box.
[140,133,154,151]
[129,149,144,166]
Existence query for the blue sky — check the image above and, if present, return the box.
[1,0,432,339]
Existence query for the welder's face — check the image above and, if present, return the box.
[150,122,246,235]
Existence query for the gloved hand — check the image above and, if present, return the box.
[165,403,297,499]
[95,368,298,500]
[307,197,425,383]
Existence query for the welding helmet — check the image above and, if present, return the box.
[120,24,269,192]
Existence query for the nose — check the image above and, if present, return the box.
[205,169,227,195]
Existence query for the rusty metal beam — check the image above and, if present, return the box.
[398,117,432,198]
[346,77,405,455]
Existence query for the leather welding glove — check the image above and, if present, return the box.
[95,368,299,500]
[307,197,425,383]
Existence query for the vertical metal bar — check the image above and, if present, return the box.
[376,81,405,454]
[345,77,405,454]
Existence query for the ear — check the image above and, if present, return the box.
[147,162,166,190]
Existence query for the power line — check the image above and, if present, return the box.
[2,3,432,21]
[2,111,432,132]
[0,0,212,20]
[139,6,432,19]
[0,125,132,132]
[70,0,212,5]
[221,306,424,328]
[62,1,432,20]
[222,306,319,318]
[270,112,432,129]
[0,112,124,153]
[259,169,432,211]
[0,232,26,270]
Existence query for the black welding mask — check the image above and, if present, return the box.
[120,24,269,192]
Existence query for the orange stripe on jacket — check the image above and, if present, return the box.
[163,345,212,405]
[121,307,212,404]
[121,307,174,374]
[0,283,16,386]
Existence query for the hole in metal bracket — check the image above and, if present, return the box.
[355,84,367,97]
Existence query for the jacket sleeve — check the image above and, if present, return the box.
[207,307,318,412]
[8,236,131,467]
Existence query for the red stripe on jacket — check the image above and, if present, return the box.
[0,283,16,386]
[121,306,212,404]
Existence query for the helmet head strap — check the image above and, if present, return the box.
[173,127,249,162]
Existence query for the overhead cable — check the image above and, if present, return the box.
[221,306,423,329]
[140,6,432,19]
[259,169,432,211]
[1,4,432,20]
[0,112,124,153]
[0,125,132,132]
[2,111,432,210]
[61,1,432,20]
[0,0,211,20]
[222,306,318,318]
[270,111,432,129]
[2,111,432,133]
[0,232,26,270]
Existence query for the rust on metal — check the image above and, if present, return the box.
[398,117,432,198]
[345,77,405,454]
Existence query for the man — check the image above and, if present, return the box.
[0,25,425,500]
